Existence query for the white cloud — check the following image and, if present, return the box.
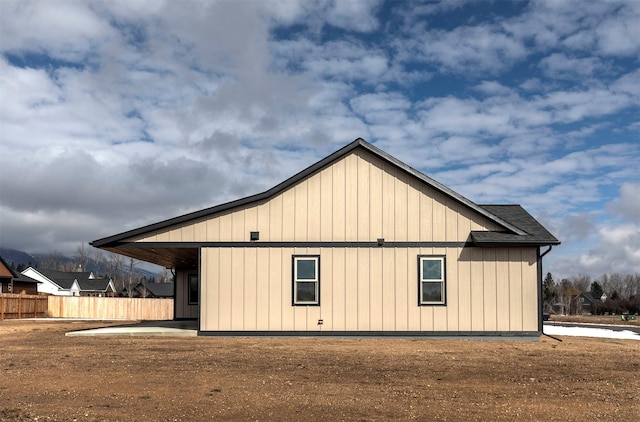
[609,183,640,223]
[401,24,527,74]
[539,53,605,80]
[0,0,112,61]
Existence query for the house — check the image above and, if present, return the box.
[575,291,605,315]
[137,282,174,298]
[92,138,559,337]
[21,267,115,297]
[0,256,39,295]
[122,282,174,298]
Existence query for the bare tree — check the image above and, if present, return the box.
[571,274,591,293]
[601,273,625,298]
[38,251,67,270]
[127,257,137,298]
[158,268,171,284]
[75,242,90,272]
[107,252,126,294]
[93,248,104,276]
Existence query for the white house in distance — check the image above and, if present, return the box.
[21,267,115,297]
[92,138,559,338]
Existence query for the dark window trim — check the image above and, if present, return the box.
[188,273,198,305]
[292,255,320,306]
[417,255,447,306]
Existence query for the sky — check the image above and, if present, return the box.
[0,0,638,280]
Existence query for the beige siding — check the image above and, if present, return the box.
[123,148,540,334]
[129,150,500,244]
[199,246,538,333]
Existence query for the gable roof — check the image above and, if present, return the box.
[143,282,174,297]
[12,273,41,285]
[0,256,18,278]
[24,268,95,290]
[93,138,545,249]
[77,278,114,292]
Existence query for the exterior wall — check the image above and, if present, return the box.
[22,268,72,296]
[120,148,540,333]
[199,246,538,333]
[175,270,198,319]
[131,150,501,244]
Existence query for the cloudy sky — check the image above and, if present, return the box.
[1,0,638,280]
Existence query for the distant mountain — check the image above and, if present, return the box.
[0,247,160,279]
[0,247,38,268]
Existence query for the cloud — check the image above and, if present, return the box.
[539,53,606,80]
[0,0,112,61]
[400,24,527,74]
[609,183,640,223]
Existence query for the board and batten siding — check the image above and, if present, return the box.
[129,149,501,244]
[199,247,538,333]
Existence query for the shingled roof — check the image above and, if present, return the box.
[471,205,560,246]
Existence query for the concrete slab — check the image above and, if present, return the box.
[65,320,198,337]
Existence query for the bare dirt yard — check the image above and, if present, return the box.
[1,320,639,421]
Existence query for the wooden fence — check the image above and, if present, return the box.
[0,294,48,319]
[47,296,174,320]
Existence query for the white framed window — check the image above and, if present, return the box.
[418,256,446,305]
[292,255,320,306]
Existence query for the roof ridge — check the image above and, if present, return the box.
[93,138,527,247]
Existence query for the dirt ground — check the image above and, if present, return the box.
[1,320,639,421]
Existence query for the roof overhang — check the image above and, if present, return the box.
[101,244,199,270]
[471,231,561,247]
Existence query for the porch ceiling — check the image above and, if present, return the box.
[103,246,198,270]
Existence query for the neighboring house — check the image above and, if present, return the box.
[138,282,174,298]
[123,282,175,298]
[92,138,560,337]
[21,267,115,297]
[575,292,606,315]
[0,256,39,294]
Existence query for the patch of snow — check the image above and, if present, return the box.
[544,325,640,340]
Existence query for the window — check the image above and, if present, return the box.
[418,256,446,305]
[292,255,320,305]
[188,274,198,305]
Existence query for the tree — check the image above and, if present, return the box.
[75,242,89,272]
[571,274,591,293]
[38,251,67,271]
[107,252,125,293]
[542,272,556,308]
[127,257,137,298]
[590,281,604,301]
[93,248,104,276]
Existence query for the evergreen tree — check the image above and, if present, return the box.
[590,281,604,300]
[543,272,556,304]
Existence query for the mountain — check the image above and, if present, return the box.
[0,247,160,279]
[0,247,39,268]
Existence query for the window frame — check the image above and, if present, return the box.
[292,255,320,306]
[418,255,446,306]
[188,273,199,305]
